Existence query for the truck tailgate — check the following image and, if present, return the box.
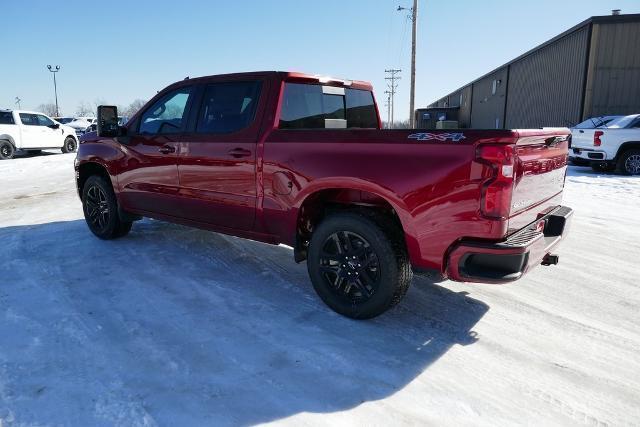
[508,130,569,232]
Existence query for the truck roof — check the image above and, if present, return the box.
[2,109,52,115]
[167,71,373,91]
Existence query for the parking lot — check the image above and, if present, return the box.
[1,151,639,426]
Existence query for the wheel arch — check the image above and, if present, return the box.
[0,135,16,148]
[616,141,640,160]
[77,161,113,201]
[292,181,417,264]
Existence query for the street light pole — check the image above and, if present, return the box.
[47,65,61,117]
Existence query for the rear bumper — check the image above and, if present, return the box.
[446,205,573,283]
[570,147,607,161]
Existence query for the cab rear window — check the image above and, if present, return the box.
[0,112,14,125]
[279,83,378,129]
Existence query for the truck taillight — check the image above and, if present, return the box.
[594,130,603,147]
[477,144,515,219]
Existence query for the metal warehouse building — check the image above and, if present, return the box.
[419,12,640,129]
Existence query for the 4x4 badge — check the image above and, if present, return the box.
[408,132,466,142]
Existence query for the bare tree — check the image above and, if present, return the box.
[122,99,147,117]
[36,103,58,117]
[75,101,93,117]
[381,119,411,129]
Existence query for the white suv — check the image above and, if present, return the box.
[0,110,79,159]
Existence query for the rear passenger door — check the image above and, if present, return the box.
[17,113,42,148]
[177,79,266,230]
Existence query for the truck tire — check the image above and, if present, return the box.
[616,149,640,175]
[307,212,412,319]
[0,141,14,160]
[61,136,77,153]
[82,175,132,239]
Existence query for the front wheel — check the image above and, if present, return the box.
[61,136,77,153]
[0,141,15,160]
[307,212,412,319]
[82,175,132,239]
[617,149,640,175]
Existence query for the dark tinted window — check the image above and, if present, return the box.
[279,83,376,129]
[196,81,262,134]
[19,113,38,126]
[346,89,378,128]
[139,87,192,134]
[279,84,325,129]
[0,112,14,124]
[36,115,54,126]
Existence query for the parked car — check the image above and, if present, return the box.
[76,71,573,319]
[569,115,622,165]
[86,116,128,133]
[570,113,640,174]
[66,117,96,138]
[0,109,79,159]
[53,117,76,125]
[572,115,622,130]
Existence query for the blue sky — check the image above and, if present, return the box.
[2,0,639,120]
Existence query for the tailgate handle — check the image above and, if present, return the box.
[544,136,564,147]
[228,148,252,158]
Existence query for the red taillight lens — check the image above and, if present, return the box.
[477,144,515,219]
[594,130,603,147]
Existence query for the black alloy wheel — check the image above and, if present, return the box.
[307,212,412,319]
[82,175,132,239]
[318,230,381,303]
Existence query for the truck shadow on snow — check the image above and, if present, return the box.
[1,219,489,425]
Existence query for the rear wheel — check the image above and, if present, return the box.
[61,136,77,153]
[82,175,132,239]
[617,149,640,175]
[307,212,412,319]
[0,141,14,160]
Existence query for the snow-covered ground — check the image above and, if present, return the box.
[1,151,639,426]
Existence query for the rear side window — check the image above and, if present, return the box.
[346,89,378,128]
[196,81,262,134]
[279,83,377,129]
[0,112,14,124]
[139,87,192,134]
[19,113,38,126]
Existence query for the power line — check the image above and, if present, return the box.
[385,69,401,128]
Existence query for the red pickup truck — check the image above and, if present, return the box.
[76,71,572,319]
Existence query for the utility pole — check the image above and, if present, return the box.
[398,0,418,127]
[47,65,61,117]
[15,97,21,109]
[385,69,401,128]
[384,90,392,128]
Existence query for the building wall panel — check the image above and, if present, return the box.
[470,68,508,129]
[586,21,640,117]
[505,26,589,128]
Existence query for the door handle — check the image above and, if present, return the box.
[228,148,252,158]
[158,145,176,154]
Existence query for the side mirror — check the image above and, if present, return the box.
[48,123,60,129]
[97,105,120,137]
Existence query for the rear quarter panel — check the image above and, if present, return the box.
[261,129,515,270]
